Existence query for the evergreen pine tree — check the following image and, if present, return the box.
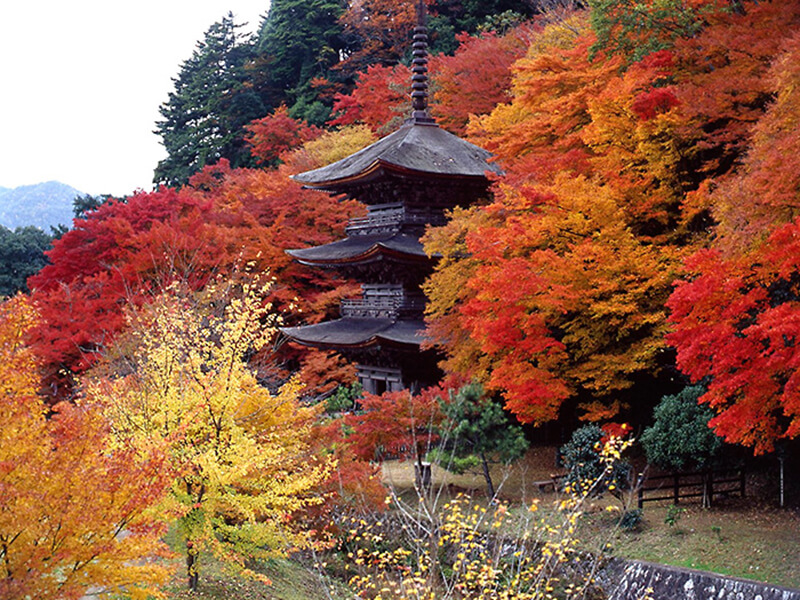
[154,13,265,187]
[257,0,346,125]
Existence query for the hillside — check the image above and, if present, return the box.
[0,181,82,231]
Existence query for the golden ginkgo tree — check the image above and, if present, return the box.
[87,274,331,592]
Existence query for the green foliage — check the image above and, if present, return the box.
[641,385,723,471]
[154,13,265,187]
[478,9,527,34]
[325,381,362,414]
[620,508,643,531]
[435,0,535,37]
[561,424,630,497]
[434,382,529,496]
[0,225,52,296]
[587,0,711,62]
[72,193,114,219]
[665,503,685,527]
[257,0,345,117]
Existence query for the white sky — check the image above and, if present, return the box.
[0,1,270,197]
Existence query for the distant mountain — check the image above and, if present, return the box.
[0,181,83,231]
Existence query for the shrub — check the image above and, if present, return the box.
[560,424,631,497]
[641,385,723,472]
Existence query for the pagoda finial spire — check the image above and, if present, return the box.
[410,0,436,125]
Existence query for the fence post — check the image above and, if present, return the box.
[703,470,713,508]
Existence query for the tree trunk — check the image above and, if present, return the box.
[480,451,495,498]
[186,541,199,592]
[415,455,432,494]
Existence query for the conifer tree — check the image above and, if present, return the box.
[154,13,265,186]
[257,0,346,124]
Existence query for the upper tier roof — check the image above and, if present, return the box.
[291,121,502,191]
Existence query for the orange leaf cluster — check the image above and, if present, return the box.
[0,296,170,599]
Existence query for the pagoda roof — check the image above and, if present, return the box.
[287,232,428,267]
[292,121,502,191]
[281,318,426,350]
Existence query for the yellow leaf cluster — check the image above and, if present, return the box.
[86,275,331,580]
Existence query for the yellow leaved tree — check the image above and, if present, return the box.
[87,274,331,592]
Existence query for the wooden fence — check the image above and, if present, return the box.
[636,468,745,509]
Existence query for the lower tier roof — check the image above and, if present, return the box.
[281,317,426,350]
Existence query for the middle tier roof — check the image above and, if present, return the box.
[286,232,429,268]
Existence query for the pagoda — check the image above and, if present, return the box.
[281,1,501,395]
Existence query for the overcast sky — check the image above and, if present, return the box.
[0,1,270,197]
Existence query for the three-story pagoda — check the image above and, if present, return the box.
[281,2,501,395]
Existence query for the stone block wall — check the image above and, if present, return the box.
[608,559,800,600]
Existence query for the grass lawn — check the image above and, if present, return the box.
[161,554,341,600]
[600,499,800,588]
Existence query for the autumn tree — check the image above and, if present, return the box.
[667,224,800,455]
[344,385,446,488]
[244,105,323,165]
[345,387,444,462]
[28,187,238,397]
[88,276,329,591]
[0,296,170,600]
[675,0,800,233]
[29,131,367,398]
[669,0,800,195]
[428,27,528,135]
[329,63,411,133]
[425,174,675,425]
[423,2,789,427]
[666,26,800,455]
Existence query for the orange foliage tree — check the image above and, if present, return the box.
[424,12,685,425]
[666,29,800,454]
[330,64,411,133]
[428,28,529,135]
[0,296,170,600]
[245,105,323,165]
[423,1,800,431]
[343,386,447,481]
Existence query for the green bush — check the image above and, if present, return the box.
[325,382,362,414]
[560,424,630,497]
[619,508,643,531]
[641,385,723,472]
[434,382,529,497]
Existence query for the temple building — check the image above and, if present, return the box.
[281,3,501,395]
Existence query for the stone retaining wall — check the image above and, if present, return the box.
[608,559,800,600]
